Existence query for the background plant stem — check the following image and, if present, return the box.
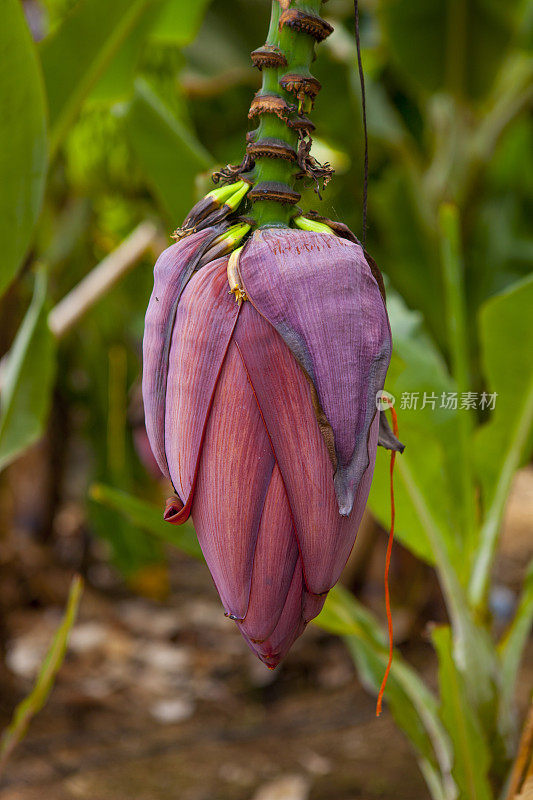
[438,202,477,556]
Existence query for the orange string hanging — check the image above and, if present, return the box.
[376,404,399,717]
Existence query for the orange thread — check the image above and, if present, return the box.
[376,404,398,717]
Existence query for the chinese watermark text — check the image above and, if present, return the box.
[376,390,498,411]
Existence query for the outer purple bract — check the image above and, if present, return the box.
[143,227,392,667]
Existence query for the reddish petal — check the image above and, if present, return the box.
[301,590,327,624]
[239,229,390,515]
[234,303,379,596]
[240,560,306,668]
[142,229,221,477]
[238,463,299,643]
[191,341,276,621]
[164,257,240,506]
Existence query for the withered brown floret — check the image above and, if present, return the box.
[248,181,301,205]
[248,93,294,121]
[287,114,316,133]
[279,9,333,42]
[212,155,254,185]
[247,137,297,162]
[251,45,288,70]
[279,73,322,101]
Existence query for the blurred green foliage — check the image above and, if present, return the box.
[0,576,83,776]
[0,1,532,797]
[0,0,47,297]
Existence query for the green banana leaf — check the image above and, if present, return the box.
[0,270,56,472]
[0,0,47,298]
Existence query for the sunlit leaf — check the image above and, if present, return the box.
[368,294,499,716]
[0,0,47,298]
[379,0,522,99]
[150,0,215,45]
[470,275,533,606]
[475,274,533,515]
[40,0,162,154]
[0,270,56,472]
[369,291,462,567]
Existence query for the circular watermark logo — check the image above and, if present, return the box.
[375,390,396,411]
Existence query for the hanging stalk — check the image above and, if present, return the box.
[214,0,333,228]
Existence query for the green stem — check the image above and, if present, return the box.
[255,2,298,220]
[248,0,326,227]
[438,202,477,556]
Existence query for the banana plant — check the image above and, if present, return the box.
[0,1,531,798]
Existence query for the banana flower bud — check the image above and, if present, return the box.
[143,224,401,667]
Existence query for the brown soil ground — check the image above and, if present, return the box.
[0,466,531,800]
[0,551,432,800]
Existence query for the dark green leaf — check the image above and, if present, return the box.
[0,270,56,472]
[90,498,166,576]
[379,0,522,99]
[124,78,213,221]
[90,482,203,561]
[90,5,162,103]
[0,0,47,297]
[372,167,445,348]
